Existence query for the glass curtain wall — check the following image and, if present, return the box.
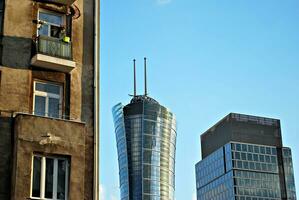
[196,142,295,200]
[113,96,177,200]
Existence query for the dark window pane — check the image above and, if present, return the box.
[36,82,60,94]
[32,157,41,197]
[260,146,265,154]
[265,155,270,163]
[39,24,49,36]
[50,25,61,38]
[35,96,46,116]
[253,154,259,161]
[241,144,247,151]
[272,148,277,155]
[241,152,247,160]
[271,156,277,164]
[248,153,253,161]
[57,160,67,199]
[39,12,63,25]
[266,147,271,154]
[45,158,54,198]
[254,146,260,153]
[236,144,241,151]
[248,145,253,152]
[49,98,60,118]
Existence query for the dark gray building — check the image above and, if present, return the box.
[195,113,297,200]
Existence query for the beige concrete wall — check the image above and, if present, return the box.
[0,66,31,112]
[70,0,84,121]
[3,0,33,38]
[12,114,86,200]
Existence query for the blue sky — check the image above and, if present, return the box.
[100,1,299,199]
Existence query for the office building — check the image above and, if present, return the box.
[112,59,177,199]
[0,0,99,199]
[195,113,296,200]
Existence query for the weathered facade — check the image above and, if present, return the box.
[0,0,99,199]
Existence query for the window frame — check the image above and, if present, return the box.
[30,154,70,200]
[37,8,66,38]
[33,80,63,118]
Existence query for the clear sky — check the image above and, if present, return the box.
[100,1,299,199]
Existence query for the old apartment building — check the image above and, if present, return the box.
[0,0,99,199]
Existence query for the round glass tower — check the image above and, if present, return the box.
[112,95,177,200]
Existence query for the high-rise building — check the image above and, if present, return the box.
[195,113,297,200]
[112,59,177,199]
[0,0,99,199]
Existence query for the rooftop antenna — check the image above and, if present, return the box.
[144,57,148,96]
[133,59,137,97]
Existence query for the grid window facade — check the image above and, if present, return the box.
[282,148,297,200]
[196,142,296,200]
[196,148,225,189]
[197,171,234,200]
[234,170,281,199]
[231,143,278,173]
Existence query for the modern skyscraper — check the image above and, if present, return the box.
[195,113,297,200]
[112,59,177,200]
[0,0,99,199]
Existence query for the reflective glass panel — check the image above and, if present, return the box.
[32,157,41,197]
[45,158,54,198]
[57,160,66,199]
[35,82,60,94]
[39,12,62,25]
[49,98,60,118]
[34,96,46,116]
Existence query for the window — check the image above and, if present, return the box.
[33,81,63,118]
[31,155,69,200]
[38,10,65,38]
[0,0,4,35]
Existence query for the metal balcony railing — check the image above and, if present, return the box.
[35,35,72,60]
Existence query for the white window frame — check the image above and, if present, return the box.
[30,155,70,200]
[37,9,66,38]
[33,80,63,118]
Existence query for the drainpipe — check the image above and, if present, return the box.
[93,0,100,199]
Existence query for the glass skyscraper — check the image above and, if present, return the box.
[113,95,177,200]
[195,113,297,200]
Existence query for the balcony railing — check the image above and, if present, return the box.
[31,35,75,73]
[36,35,72,60]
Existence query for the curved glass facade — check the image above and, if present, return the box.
[112,96,177,200]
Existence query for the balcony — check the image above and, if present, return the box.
[31,35,76,73]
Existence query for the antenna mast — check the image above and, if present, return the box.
[144,57,148,96]
[133,59,137,96]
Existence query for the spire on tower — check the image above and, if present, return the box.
[144,57,148,96]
